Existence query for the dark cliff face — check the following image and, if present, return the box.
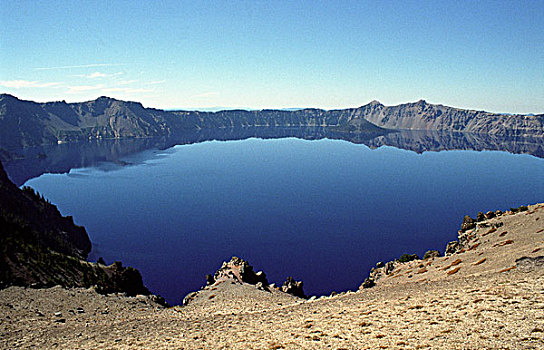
[0,160,91,259]
[0,94,60,148]
[0,160,149,295]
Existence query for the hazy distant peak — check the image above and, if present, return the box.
[0,93,20,101]
[80,96,145,111]
[95,96,118,102]
[368,100,383,106]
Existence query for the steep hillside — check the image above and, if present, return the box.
[0,160,151,296]
[358,99,544,136]
[0,160,91,259]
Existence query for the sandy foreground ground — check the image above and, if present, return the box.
[1,204,543,349]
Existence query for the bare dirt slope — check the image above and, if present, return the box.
[1,204,543,349]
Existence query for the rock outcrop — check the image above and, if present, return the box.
[460,215,476,232]
[359,99,543,136]
[183,257,306,305]
[445,241,461,256]
[360,277,375,289]
[444,208,534,257]
[446,211,505,256]
[515,256,544,272]
[211,256,269,286]
[281,277,306,298]
[361,203,542,290]
[360,252,426,289]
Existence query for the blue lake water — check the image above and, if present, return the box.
[21,136,544,304]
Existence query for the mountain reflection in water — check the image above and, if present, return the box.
[4,127,544,186]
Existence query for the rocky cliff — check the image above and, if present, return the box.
[0,160,151,296]
[0,94,385,149]
[358,99,543,136]
[0,161,91,259]
[2,94,541,150]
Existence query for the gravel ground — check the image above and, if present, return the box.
[2,204,543,349]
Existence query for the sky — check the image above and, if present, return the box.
[1,1,543,113]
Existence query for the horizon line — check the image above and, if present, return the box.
[0,92,540,116]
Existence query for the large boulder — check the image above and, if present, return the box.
[445,241,460,255]
[360,277,375,289]
[484,211,496,220]
[460,215,476,232]
[384,261,395,275]
[423,250,441,260]
[281,277,306,298]
[515,256,544,272]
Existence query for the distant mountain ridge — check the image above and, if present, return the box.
[0,94,542,149]
[358,99,543,136]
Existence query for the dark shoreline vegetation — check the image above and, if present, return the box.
[1,94,543,305]
[0,160,162,302]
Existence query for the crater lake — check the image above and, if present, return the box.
[5,129,544,304]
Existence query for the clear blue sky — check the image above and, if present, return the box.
[1,1,543,113]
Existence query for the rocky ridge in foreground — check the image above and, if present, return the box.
[359,204,541,292]
[182,256,306,308]
[1,203,543,349]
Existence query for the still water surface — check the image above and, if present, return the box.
[22,137,544,304]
